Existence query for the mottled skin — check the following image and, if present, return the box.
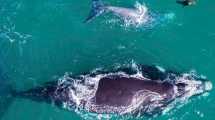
[94,76,174,107]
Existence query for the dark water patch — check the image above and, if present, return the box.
[0,68,14,120]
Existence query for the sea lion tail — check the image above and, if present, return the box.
[85,0,107,23]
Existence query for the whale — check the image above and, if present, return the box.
[85,0,149,25]
[12,64,212,117]
[176,0,196,6]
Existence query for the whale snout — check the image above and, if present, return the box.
[175,78,213,98]
[196,80,213,92]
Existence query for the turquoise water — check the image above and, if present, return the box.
[0,0,215,119]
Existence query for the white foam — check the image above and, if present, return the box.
[164,12,175,20]
[156,65,166,73]
[105,2,151,29]
[204,81,213,91]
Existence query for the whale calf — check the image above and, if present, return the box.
[13,65,212,117]
[85,0,149,25]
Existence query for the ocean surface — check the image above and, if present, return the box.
[0,0,215,120]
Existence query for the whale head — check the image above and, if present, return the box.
[174,73,212,99]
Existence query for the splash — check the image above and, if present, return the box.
[0,1,32,58]
[0,24,32,44]
[0,1,32,44]
[124,2,149,26]
[105,1,175,30]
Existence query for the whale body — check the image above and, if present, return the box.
[13,65,212,117]
[85,0,149,25]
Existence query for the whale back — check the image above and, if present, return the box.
[94,76,174,107]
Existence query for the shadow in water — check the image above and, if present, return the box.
[0,61,14,120]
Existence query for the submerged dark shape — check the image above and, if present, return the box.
[12,64,212,117]
[0,68,14,120]
[13,81,70,107]
[176,0,196,6]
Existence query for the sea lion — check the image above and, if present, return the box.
[176,0,196,6]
